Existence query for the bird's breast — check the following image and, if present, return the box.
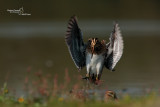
[86,52,105,73]
[86,53,103,65]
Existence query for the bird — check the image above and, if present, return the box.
[104,90,118,102]
[65,16,124,84]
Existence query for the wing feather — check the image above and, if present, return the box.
[104,23,124,71]
[65,16,86,69]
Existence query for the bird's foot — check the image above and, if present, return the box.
[95,75,104,85]
[94,76,99,85]
[82,73,89,80]
[95,80,99,85]
[86,73,89,78]
[95,79,104,85]
[96,76,98,81]
[82,76,89,80]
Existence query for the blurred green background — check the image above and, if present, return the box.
[0,0,160,97]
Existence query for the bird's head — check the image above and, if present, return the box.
[89,38,98,55]
[88,38,106,56]
[87,38,106,56]
[104,91,118,101]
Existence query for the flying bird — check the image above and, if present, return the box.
[65,16,124,84]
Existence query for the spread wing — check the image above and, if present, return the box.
[65,16,86,69]
[104,23,124,71]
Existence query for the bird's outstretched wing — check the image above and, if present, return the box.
[104,23,124,71]
[65,16,86,69]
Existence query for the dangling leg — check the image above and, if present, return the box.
[82,65,90,80]
[96,66,100,81]
[94,73,99,85]
[96,72,99,81]
[86,65,90,79]
[86,73,89,78]
[96,62,103,81]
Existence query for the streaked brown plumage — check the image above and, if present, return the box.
[87,38,106,55]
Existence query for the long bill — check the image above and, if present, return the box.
[91,38,96,59]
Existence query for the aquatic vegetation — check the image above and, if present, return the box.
[0,68,159,107]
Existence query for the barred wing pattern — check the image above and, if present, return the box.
[105,23,124,71]
[65,16,86,69]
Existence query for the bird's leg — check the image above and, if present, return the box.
[96,63,101,82]
[96,76,98,81]
[84,66,90,79]
[96,71,99,81]
[86,73,89,78]
[82,72,89,80]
